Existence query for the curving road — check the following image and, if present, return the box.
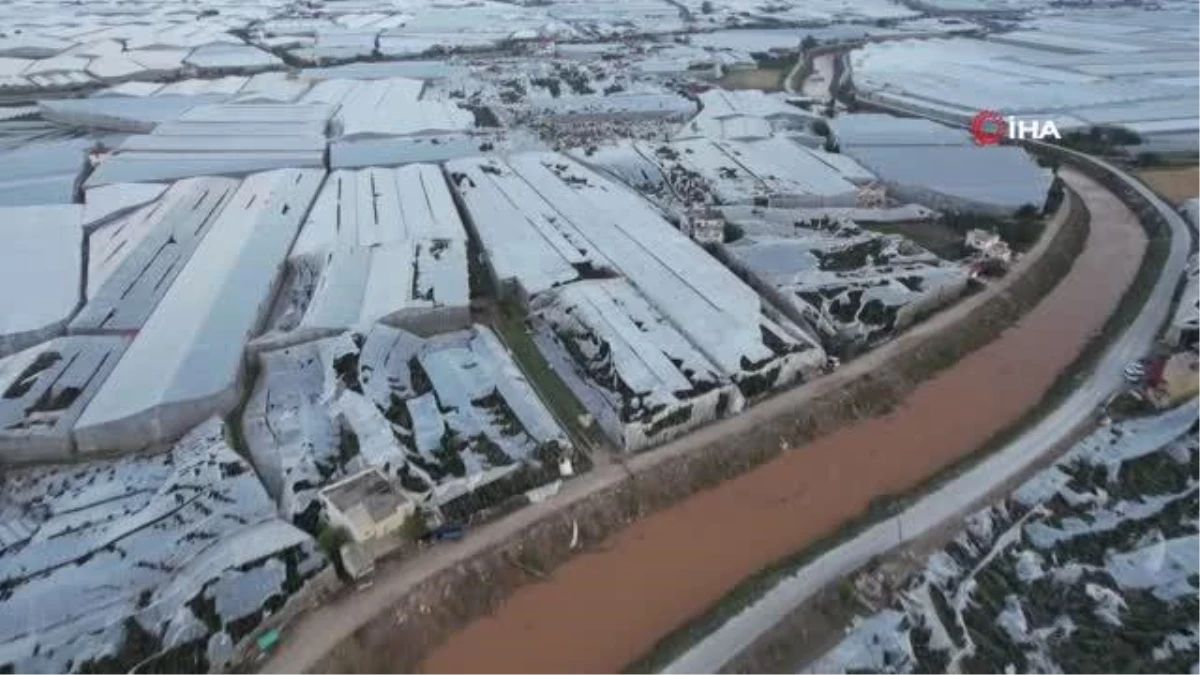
[661,151,1194,674]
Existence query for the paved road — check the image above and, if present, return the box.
[259,179,1078,674]
[661,155,1194,674]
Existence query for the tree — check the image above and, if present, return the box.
[316,524,351,558]
[1014,203,1039,221]
[1043,177,1065,215]
[700,0,713,13]
[398,512,429,541]
[315,524,352,579]
[998,217,1042,251]
[800,34,818,52]
[1136,151,1162,167]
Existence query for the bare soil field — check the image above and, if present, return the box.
[718,68,785,91]
[1135,165,1198,205]
[418,171,1145,674]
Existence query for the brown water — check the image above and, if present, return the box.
[420,170,1146,674]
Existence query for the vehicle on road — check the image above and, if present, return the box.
[421,523,465,543]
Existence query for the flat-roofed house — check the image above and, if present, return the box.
[318,468,416,543]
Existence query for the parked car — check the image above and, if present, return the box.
[421,523,465,543]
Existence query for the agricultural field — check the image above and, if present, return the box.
[807,402,1199,674]
[1135,166,1199,206]
[718,67,786,92]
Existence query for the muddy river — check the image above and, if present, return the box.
[420,169,1147,674]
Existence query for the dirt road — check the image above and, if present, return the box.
[416,174,1144,673]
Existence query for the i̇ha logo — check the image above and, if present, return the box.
[970,110,1061,146]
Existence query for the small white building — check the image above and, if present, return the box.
[319,468,416,543]
[339,541,376,581]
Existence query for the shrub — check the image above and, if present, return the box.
[398,512,429,541]
[316,524,351,559]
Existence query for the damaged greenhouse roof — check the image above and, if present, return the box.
[0,336,129,462]
[243,323,571,523]
[256,164,470,349]
[0,416,326,673]
[530,278,744,450]
[73,176,243,332]
[297,163,470,249]
[75,169,324,454]
[722,216,970,352]
[810,401,1199,673]
[646,137,864,206]
[447,152,826,390]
